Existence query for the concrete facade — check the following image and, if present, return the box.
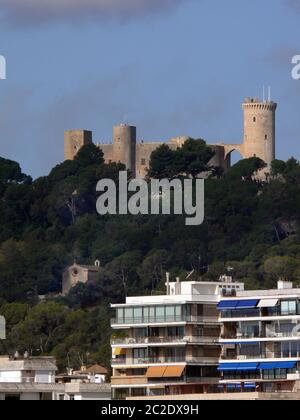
[64,97,277,177]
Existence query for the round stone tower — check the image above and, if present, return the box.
[242,97,277,167]
[113,124,137,176]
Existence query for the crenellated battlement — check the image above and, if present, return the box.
[243,101,277,112]
[64,96,278,177]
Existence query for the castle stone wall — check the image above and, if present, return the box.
[64,130,93,161]
[63,97,278,177]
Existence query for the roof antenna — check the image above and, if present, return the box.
[268,86,271,102]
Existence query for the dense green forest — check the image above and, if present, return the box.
[0,140,300,371]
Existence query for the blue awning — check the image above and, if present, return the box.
[278,362,297,369]
[218,362,259,372]
[244,383,256,389]
[217,300,239,310]
[235,300,259,309]
[218,363,240,371]
[259,361,297,370]
[218,299,259,310]
[221,341,260,345]
[236,363,259,371]
[227,383,242,389]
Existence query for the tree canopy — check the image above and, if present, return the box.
[0,143,300,370]
[147,138,216,179]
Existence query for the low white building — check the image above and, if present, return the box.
[0,356,57,400]
[0,356,111,400]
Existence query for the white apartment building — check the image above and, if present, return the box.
[218,281,300,394]
[110,277,244,399]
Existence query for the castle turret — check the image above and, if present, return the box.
[242,97,277,167]
[64,130,93,160]
[113,124,136,176]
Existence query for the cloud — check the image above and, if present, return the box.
[0,0,187,25]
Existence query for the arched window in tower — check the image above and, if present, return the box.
[253,117,256,123]
[265,134,268,140]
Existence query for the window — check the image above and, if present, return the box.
[253,117,256,123]
[167,326,184,338]
[263,369,287,380]
[240,343,260,358]
[156,306,165,321]
[133,348,147,360]
[141,159,146,166]
[265,134,268,140]
[117,308,124,323]
[291,342,298,357]
[143,307,150,322]
[149,307,155,322]
[281,301,297,316]
[240,323,260,338]
[175,305,182,318]
[166,305,175,320]
[134,328,149,339]
[133,307,143,322]
[131,388,146,397]
[124,307,133,322]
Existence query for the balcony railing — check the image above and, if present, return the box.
[111,336,219,345]
[111,315,219,326]
[221,330,300,340]
[220,310,300,319]
[111,375,219,386]
[111,356,219,366]
[0,376,52,384]
[220,351,298,360]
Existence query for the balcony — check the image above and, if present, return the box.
[220,309,300,320]
[111,356,219,366]
[111,376,148,386]
[111,315,219,326]
[111,336,219,346]
[266,331,300,339]
[111,375,219,386]
[220,351,298,360]
[221,330,300,341]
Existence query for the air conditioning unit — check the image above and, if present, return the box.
[237,355,247,360]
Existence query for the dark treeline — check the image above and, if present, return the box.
[0,140,300,370]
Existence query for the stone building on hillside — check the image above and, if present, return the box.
[62,261,101,296]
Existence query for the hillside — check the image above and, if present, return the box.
[0,142,300,370]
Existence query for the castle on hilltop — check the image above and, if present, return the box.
[64,97,277,177]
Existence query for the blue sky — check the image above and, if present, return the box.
[0,0,300,178]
